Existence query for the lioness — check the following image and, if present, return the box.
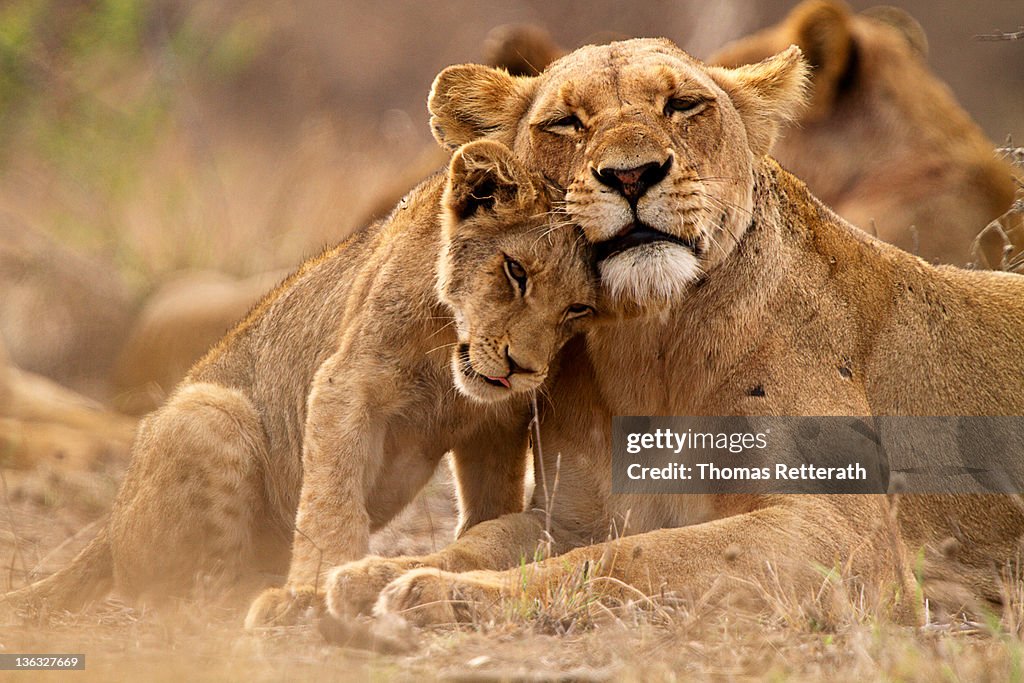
[318,39,1024,628]
[4,140,597,616]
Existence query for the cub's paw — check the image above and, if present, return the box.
[373,568,503,627]
[324,556,426,619]
[244,585,322,629]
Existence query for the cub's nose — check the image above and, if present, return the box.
[505,345,538,376]
[592,157,673,202]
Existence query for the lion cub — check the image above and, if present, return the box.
[239,140,596,625]
[6,140,595,624]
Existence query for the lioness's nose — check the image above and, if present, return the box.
[592,157,673,202]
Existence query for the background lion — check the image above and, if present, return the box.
[709,0,1018,264]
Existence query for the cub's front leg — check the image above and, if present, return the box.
[450,411,531,537]
[245,356,392,629]
[322,414,532,619]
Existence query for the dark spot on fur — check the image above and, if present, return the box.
[839,365,853,379]
[749,384,766,397]
[723,544,741,562]
[202,519,222,540]
[189,491,212,511]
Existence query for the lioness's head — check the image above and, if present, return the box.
[429,39,808,307]
[438,140,597,403]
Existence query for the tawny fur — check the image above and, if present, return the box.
[322,39,1024,628]
[3,142,596,625]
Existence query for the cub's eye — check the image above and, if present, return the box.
[664,97,706,117]
[543,114,584,135]
[563,303,595,321]
[503,256,528,295]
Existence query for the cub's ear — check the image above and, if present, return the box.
[429,64,538,150]
[444,140,537,223]
[709,45,810,158]
[788,0,854,121]
[483,23,564,77]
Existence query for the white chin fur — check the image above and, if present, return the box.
[599,243,702,304]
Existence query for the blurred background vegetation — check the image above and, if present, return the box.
[0,0,1020,298]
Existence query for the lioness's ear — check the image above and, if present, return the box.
[429,65,538,150]
[789,0,854,121]
[444,140,536,223]
[710,45,810,157]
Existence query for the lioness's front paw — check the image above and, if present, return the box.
[373,568,503,627]
[324,556,426,619]
[244,585,322,629]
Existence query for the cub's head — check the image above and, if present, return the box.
[438,140,597,403]
[429,39,808,308]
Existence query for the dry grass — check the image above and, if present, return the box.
[4,553,1024,682]
[5,457,1024,680]
[971,138,1024,272]
[9,459,1022,681]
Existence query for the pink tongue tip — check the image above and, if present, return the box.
[487,376,511,388]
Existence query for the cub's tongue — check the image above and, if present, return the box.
[486,376,511,388]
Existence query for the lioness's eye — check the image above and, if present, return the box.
[664,97,706,117]
[543,114,584,135]
[563,303,595,321]
[503,256,528,295]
